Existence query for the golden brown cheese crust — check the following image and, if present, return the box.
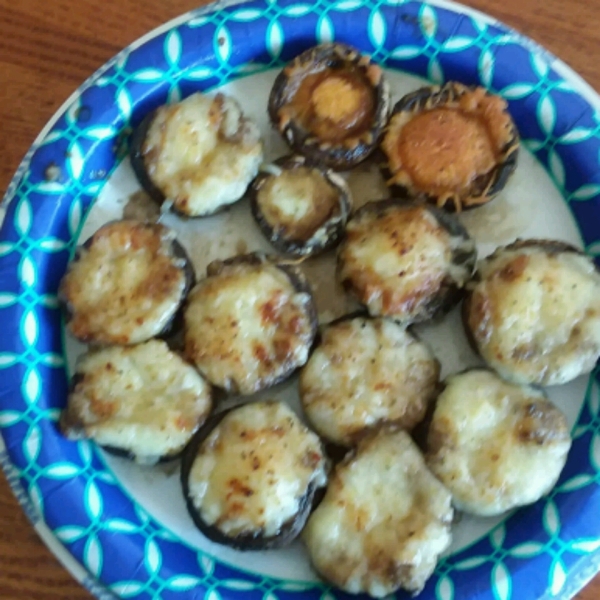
[426,369,571,516]
[382,82,519,211]
[143,92,263,216]
[337,202,475,322]
[61,340,212,464]
[187,401,327,538]
[303,428,453,597]
[60,220,188,345]
[464,240,600,385]
[300,317,440,445]
[184,255,317,395]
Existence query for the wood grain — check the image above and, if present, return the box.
[0,0,599,598]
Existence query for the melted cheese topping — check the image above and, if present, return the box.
[60,220,187,345]
[303,429,452,597]
[62,340,212,464]
[382,85,515,209]
[257,167,342,241]
[337,205,472,320]
[300,317,439,445]
[143,92,263,216]
[426,370,571,516]
[187,401,327,537]
[466,245,600,385]
[184,261,315,394]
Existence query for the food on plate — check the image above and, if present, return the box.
[463,239,600,385]
[426,369,571,516]
[181,400,327,550]
[59,220,194,345]
[60,340,212,465]
[248,155,352,257]
[130,91,263,217]
[184,253,318,395]
[268,43,390,170]
[381,81,519,211]
[299,316,440,446]
[303,428,453,596]
[337,200,476,322]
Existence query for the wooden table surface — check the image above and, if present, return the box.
[1,0,599,598]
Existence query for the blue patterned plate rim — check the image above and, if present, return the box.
[2,1,600,599]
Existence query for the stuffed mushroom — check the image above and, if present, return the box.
[381,82,519,211]
[268,43,390,170]
[463,239,600,385]
[59,220,194,345]
[426,369,571,516]
[303,427,453,597]
[300,316,440,446]
[130,91,263,217]
[249,156,352,257]
[60,340,213,465]
[184,253,318,395]
[337,200,476,323]
[181,400,328,550]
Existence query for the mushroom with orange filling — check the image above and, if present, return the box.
[268,43,390,170]
[381,82,519,212]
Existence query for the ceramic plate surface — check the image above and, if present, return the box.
[2,1,600,599]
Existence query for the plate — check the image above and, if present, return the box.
[2,0,600,599]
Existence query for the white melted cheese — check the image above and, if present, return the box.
[187,401,327,537]
[467,246,600,385]
[61,220,186,345]
[184,261,315,395]
[144,92,263,216]
[337,205,471,320]
[300,317,439,445]
[426,369,571,516]
[303,429,452,597]
[257,167,343,241]
[62,340,212,464]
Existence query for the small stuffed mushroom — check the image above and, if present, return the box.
[130,91,263,217]
[268,43,390,170]
[303,428,453,597]
[184,253,318,395]
[426,369,571,516]
[300,316,440,446]
[59,220,194,345]
[249,156,352,257]
[381,82,519,212]
[60,340,213,465]
[181,400,328,550]
[337,200,476,323]
[463,239,600,386]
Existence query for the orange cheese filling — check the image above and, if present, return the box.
[280,68,375,143]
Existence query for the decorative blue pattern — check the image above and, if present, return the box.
[2,0,600,598]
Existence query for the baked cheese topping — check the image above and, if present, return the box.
[61,340,212,464]
[300,317,439,445]
[143,92,263,216]
[256,166,342,241]
[60,220,187,345]
[426,369,571,516]
[187,401,327,538]
[338,204,473,320]
[184,259,316,394]
[303,429,452,597]
[466,243,600,385]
